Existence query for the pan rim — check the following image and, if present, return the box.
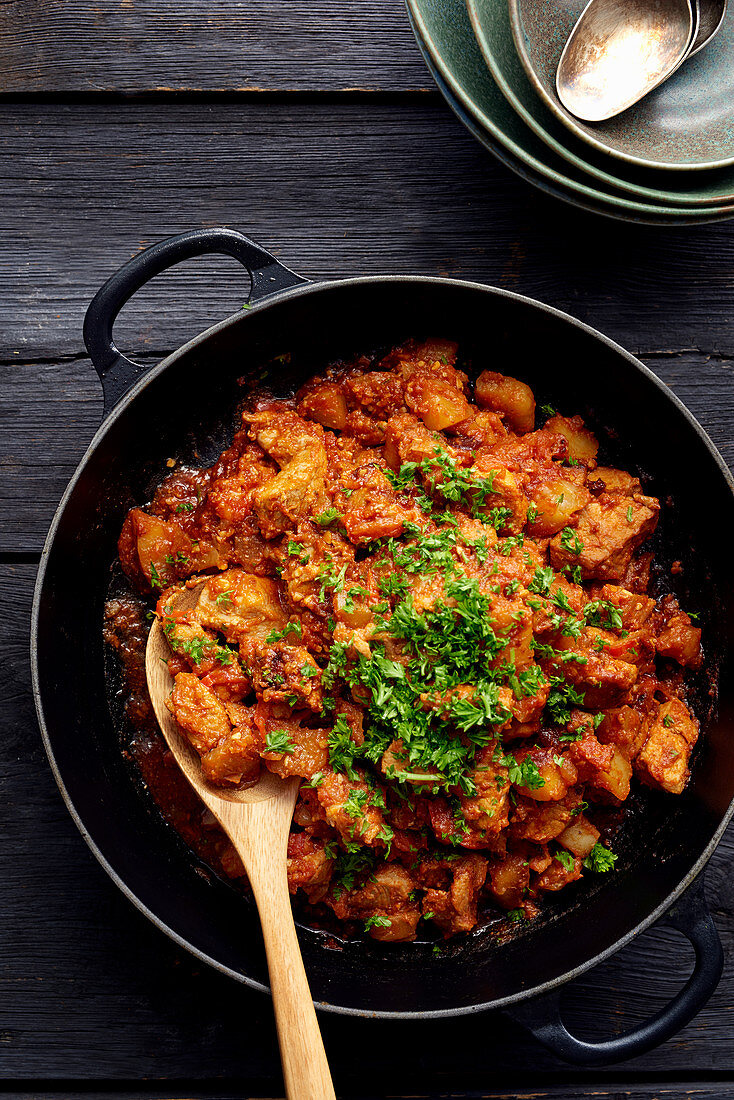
[30,271,734,1018]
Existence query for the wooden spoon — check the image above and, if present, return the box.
[146,612,336,1100]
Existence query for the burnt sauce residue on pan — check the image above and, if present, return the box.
[102,338,718,953]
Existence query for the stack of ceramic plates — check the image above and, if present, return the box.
[406,0,734,223]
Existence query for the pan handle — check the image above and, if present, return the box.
[505,877,722,1066]
[83,228,308,412]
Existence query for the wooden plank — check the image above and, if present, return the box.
[6,1090,734,1100]
[1,350,731,553]
[0,0,428,93]
[3,562,734,1083]
[1,102,733,367]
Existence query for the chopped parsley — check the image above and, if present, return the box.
[528,565,555,597]
[316,507,343,526]
[265,620,303,644]
[559,527,584,556]
[583,843,618,873]
[364,914,392,931]
[554,848,576,871]
[263,730,296,755]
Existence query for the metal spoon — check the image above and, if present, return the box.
[557,0,694,122]
[688,0,727,54]
[146,596,336,1100]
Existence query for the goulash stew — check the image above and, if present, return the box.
[108,338,702,943]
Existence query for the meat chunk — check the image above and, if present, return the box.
[168,672,231,755]
[287,833,334,903]
[340,462,421,544]
[333,864,421,943]
[248,410,328,537]
[597,704,647,761]
[636,698,699,795]
[246,641,323,711]
[539,634,639,709]
[201,704,261,786]
[317,771,390,848]
[471,455,529,530]
[509,791,582,843]
[534,852,583,892]
[550,494,659,581]
[193,570,286,644]
[422,854,488,936]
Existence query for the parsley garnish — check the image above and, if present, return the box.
[264,730,296,755]
[555,848,576,871]
[265,620,303,644]
[364,914,392,931]
[583,843,617,873]
[528,565,555,596]
[316,507,343,526]
[560,527,584,556]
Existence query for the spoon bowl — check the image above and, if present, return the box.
[557,0,694,121]
[146,602,336,1100]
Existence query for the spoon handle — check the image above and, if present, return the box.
[223,795,337,1100]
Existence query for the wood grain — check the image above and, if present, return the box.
[8,1091,734,1100]
[1,103,733,366]
[0,0,427,93]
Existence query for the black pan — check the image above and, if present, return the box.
[31,228,734,1066]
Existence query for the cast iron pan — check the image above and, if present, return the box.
[31,228,734,1065]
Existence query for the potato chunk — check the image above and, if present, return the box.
[298,382,348,430]
[545,415,599,465]
[475,370,535,433]
[656,610,702,668]
[405,374,471,430]
[201,710,261,786]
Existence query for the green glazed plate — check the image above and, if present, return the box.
[468,0,734,205]
[509,0,734,171]
[409,17,734,226]
[406,0,734,220]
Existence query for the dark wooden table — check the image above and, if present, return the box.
[2,2,734,1097]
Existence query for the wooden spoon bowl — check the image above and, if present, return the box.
[146,613,336,1100]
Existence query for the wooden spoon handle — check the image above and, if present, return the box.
[223,796,336,1100]
[250,863,336,1100]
